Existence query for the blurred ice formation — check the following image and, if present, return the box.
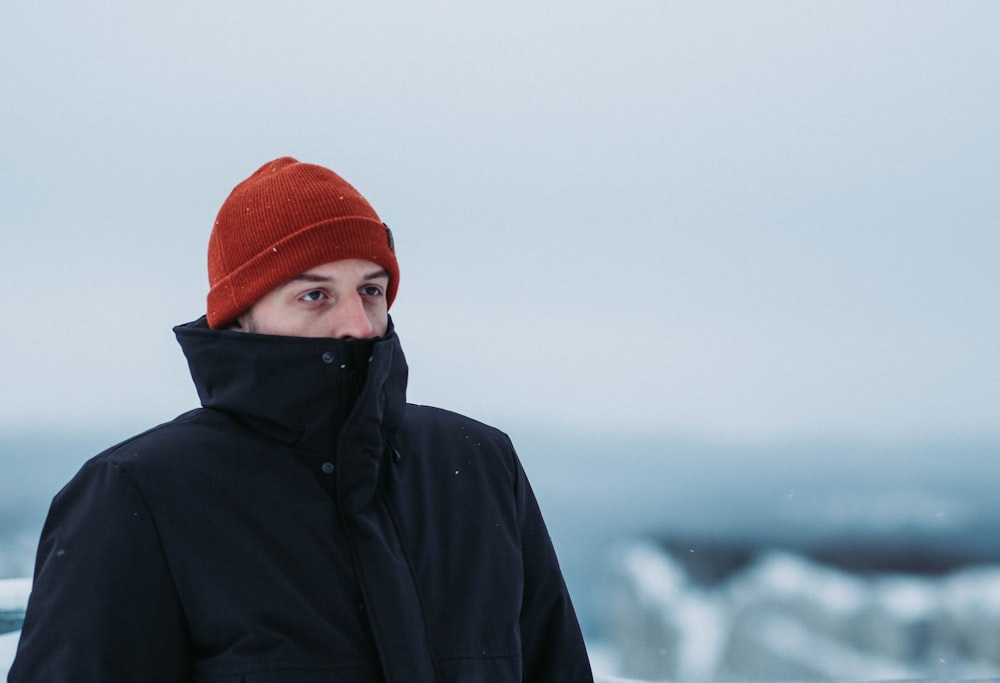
[603,539,1000,681]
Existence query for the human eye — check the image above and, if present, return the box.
[360,285,384,297]
[299,290,326,303]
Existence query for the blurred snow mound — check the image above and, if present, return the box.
[603,540,1000,681]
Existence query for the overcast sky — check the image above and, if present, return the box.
[2,1,998,443]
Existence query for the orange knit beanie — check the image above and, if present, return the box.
[206,157,399,329]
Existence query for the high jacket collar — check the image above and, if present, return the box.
[173,316,408,461]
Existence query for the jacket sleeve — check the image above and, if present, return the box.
[514,453,594,683]
[9,456,191,682]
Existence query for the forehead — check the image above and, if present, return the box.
[291,258,389,281]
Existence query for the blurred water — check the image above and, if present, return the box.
[513,429,1000,641]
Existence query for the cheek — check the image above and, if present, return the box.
[251,302,316,337]
[370,307,389,336]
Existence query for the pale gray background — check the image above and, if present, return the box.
[3,1,998,444]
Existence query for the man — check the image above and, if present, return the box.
[10,158,593,682]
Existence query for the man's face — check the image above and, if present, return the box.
[236,258,390,339]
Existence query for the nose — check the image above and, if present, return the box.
[332,293,376,340]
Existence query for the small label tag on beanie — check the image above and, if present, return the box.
[384,223,395,252]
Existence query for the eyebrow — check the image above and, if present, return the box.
[289,268,390,284]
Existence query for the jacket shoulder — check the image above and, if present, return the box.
[397,404,521,480]
[98,408,233,463]
[401,403,513,446]
[80,409,248,493]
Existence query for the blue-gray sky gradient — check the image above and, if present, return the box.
[2,1,998,441]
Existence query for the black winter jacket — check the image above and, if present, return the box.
[10,318,592,682]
